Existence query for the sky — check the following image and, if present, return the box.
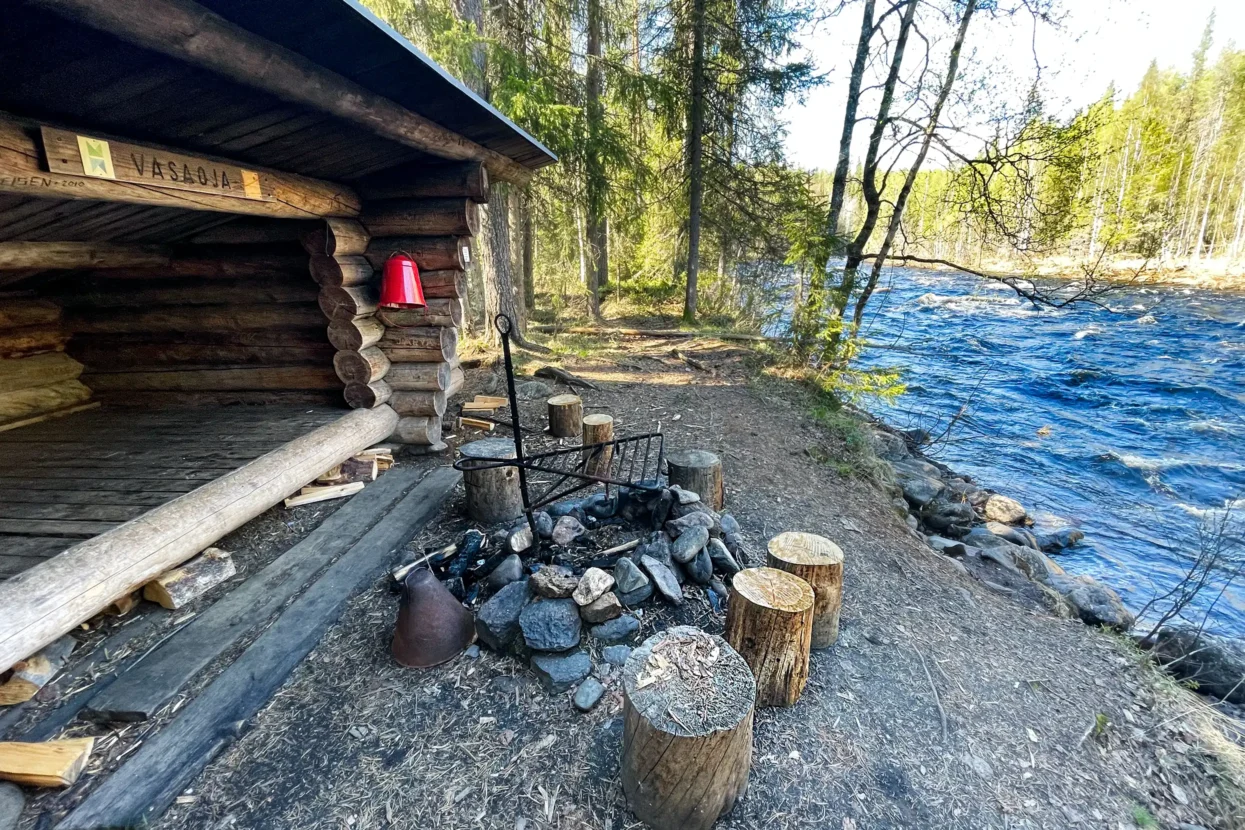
[780,0,1245,171]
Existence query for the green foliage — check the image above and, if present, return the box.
[852,25,1245,268]
[1130,804,1158,828]
[364,0,819,321]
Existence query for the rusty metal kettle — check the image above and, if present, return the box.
[392,567,476,668]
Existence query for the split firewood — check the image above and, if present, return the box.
[0,738,94,787]
[598,539,641,557]
[534,365,599,390]
[462,401,501,413]
[285,482,365,508]
[316,456,378,485]
[458,416,496,432]
[142,548,236,610]
[0,636,75,705]
[355,445,397,470]
[103,592,141,617]
[315,463,343,484]
[472,395,508,406]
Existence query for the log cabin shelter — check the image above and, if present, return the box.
[0,0,556,676]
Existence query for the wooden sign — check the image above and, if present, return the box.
[41,127,272,202]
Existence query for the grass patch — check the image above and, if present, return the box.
[1130,804,1158,828]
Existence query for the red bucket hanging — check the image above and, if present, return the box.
[379,253,426,309]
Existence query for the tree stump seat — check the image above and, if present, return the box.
[767,531,845,648]
[725,566,814,707]
[621,625,755,830]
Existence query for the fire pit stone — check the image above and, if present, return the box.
[581,591,624,624]
[572,567,615,606]
[640,555,684,605]
[530,650,591,692]
[613,557,650,595]
[475,578,532,651]
[591,614,641,644]
[519,598,583,652]
[671,526,710,563]
[531,564,579,599]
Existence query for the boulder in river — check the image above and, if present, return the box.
[1149,627,1245,704]
[921,498,975,534]
[984,521,1041,550]
[983,494,1026,525]
[1038,528,1085,553]
[963,527,1010,549]
[868,429,910,461]
[900,474,945,508]
[1049,575,1134,631]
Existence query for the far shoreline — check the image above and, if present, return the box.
[894,255,1245,293]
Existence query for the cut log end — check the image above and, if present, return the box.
[621,626,754,830]
[142,548,236,610]
[767,531,844,566]
[731,566,813,613]
[0,636,75,705]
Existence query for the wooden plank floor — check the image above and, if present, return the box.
[0,405,347,579]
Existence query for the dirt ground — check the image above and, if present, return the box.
[151,334,1244,830]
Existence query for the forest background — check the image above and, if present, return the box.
[364,0,1245,355]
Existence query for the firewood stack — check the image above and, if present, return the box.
[0,299,93,430]
[307,162,486,447]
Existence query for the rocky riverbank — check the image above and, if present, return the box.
[866,419,1245,707]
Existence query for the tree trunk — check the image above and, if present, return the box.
[584,0,607,318]
[480,182,518,340]
[826,0,875,253]
[682,0,707,323]
[852,0,976,327]
[521,188,536,312]
[827,0,917,346]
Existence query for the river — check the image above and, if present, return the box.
[817,267,1245,638]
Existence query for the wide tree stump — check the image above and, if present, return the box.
[766,531,845,649]
[547,394,582,438]
[459,438,524,524]
[667,449,724,510]
[622,626,755,830]
[724,567,813,707]
[581,413,613,477]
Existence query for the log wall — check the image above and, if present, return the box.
[0,299,95,431]
[304,164,484,446]
[52,242,340,406]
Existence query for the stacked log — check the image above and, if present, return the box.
[303,218,399,418]
[0,300,94,430]
[55,240,340,405]
[339,165,484,445]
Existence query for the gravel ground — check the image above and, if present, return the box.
[84,336,1245,830]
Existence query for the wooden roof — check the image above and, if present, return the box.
[0,1,555,185]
